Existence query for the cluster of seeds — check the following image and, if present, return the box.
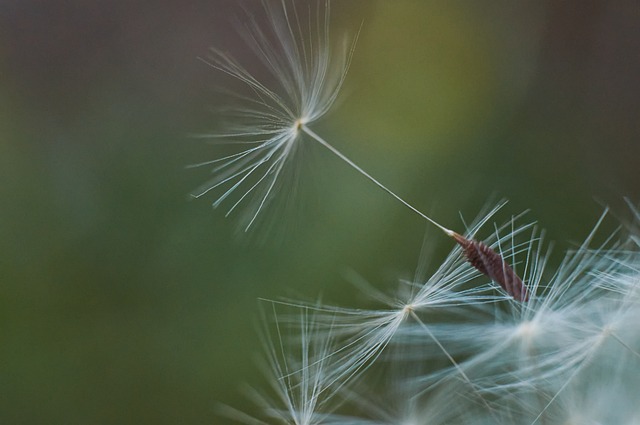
[194,2,640,423]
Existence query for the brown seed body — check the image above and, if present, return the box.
[452,232,529,302]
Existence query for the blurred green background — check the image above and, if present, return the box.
[1,0,639,423]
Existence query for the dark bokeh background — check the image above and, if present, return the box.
[1,1,639,423]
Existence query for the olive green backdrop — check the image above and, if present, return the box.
[1,0,639,423]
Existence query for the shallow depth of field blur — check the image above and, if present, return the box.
[1,1,640,423]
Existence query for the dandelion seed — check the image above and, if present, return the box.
[195,1,528,300]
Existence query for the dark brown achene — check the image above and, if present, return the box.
[452,232,529,302]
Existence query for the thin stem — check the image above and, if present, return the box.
[611,332,640,360]
[300,124,454,236]
[410,311,497,419]
[301,124,530,302]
